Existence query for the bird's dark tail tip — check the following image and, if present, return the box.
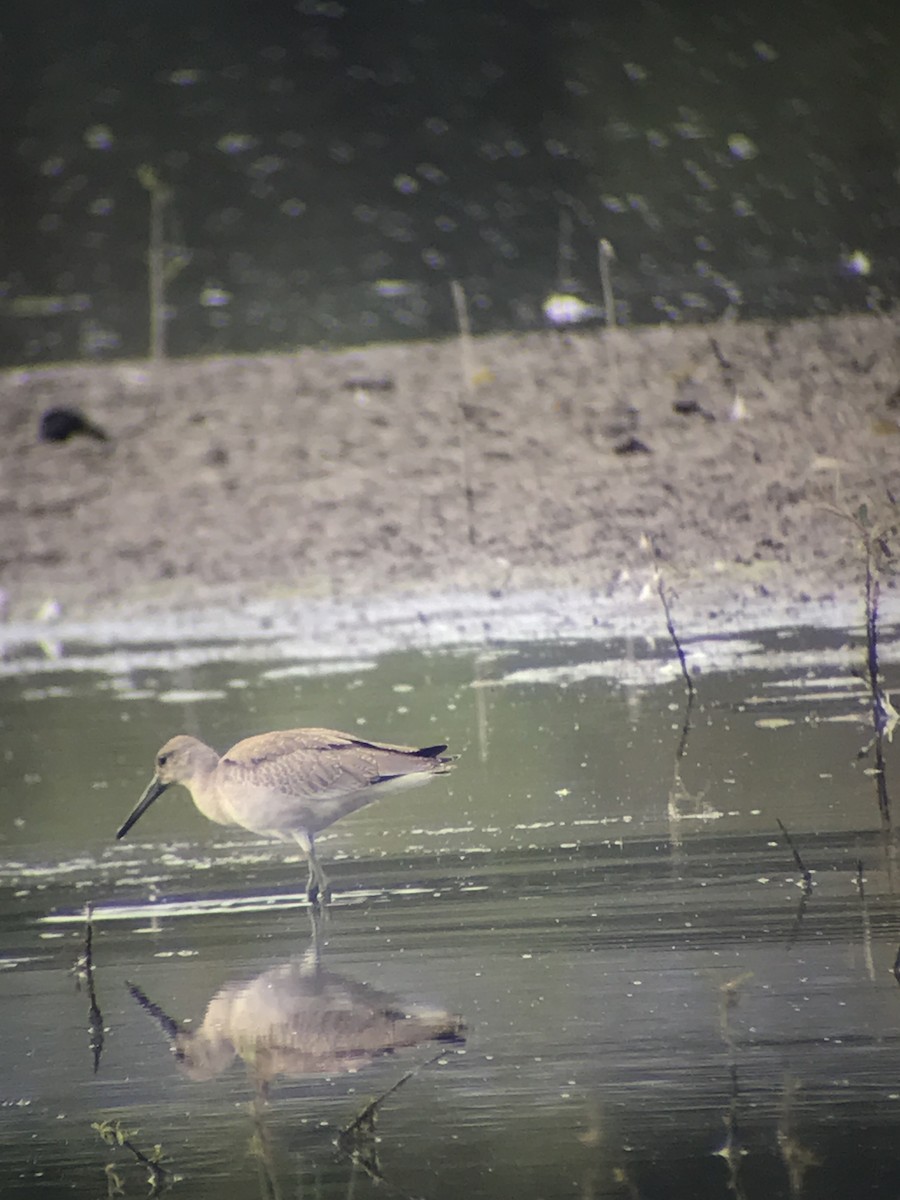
[417,743,449,758]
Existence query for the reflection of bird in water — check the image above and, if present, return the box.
[38,406,109,442]
[116,728,454,902]
[128,956,465,1092]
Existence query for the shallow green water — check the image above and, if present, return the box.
[2,628,900,1199]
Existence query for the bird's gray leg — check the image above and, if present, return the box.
[303,903,326,969]
[293,831,331,905]
[309,836,332,905]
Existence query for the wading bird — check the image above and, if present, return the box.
[116,728,453,902]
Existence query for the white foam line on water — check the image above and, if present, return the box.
[260,659,377,680]
[760,675,864,691]
[0,844,309,887]
[486,642,900,689]
[39,883,445,924]
[408,825,478,837]
[41,893,312,923]
[0,638,379,681]
[157,689,228,703]
[744,691,867,707]
[4,857,104,881]
[0,585,894,679]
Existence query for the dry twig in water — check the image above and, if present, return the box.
[450,279,478,546]
[71,901,104,1074]
[776,818,813,894]
[824,496,898,824]
[643,534,695,703]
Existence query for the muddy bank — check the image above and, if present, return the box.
[1,312,898,645]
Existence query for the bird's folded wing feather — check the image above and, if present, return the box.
[221,728,427,798]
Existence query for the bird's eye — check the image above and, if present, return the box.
[157,753,169,768]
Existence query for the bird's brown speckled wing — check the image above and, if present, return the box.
[220,727,449,799]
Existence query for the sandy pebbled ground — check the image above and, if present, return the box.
[1,312,898,638]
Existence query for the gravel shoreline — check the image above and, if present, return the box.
[2,311,898,646]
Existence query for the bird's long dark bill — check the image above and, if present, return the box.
[116,777,170,840]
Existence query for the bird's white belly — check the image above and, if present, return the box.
[217,770,434,839]
[218,781,369,838]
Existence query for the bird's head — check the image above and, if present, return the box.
[116,735,210,840]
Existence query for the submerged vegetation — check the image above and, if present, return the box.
[91,1119,172,1196]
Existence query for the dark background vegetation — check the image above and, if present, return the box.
[2,0,899,364]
